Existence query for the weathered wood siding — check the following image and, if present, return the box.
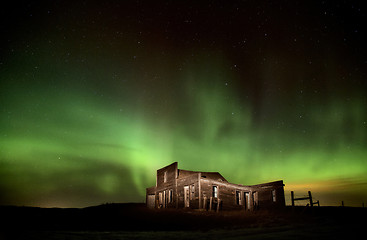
[198,179,285,211]
[250,181,286,209]
[176,173,200,209]
[200,179,253,211]
[177,169,196,179]
[157,162,177,186]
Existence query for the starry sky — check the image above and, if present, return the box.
[1,1,366,208]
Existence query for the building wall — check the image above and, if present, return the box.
[200,179,254,211]
[254,181,285,209]
[147,162,178,208]
[157,176,176,207]
[176,173,200,209]
[156,162,177,186]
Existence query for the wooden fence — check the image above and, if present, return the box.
[291,191,319,207]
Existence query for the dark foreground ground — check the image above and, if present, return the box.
[1,204,366,239]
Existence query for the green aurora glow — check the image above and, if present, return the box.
[1,1,366,207]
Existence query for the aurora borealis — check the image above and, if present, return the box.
[1,1,366,207]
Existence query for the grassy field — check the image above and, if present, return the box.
[1,204,365,239]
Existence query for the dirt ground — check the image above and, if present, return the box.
[1,204,365,240]
[5,223,364,240]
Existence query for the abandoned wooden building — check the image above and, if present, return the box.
[146,162,285,211]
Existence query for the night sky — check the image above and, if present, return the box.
[1,1,366,208]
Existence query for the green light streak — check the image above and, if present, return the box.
[1,56,366,207]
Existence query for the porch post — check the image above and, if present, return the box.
[198,173,202,209]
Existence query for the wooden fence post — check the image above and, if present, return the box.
[308,191,313,207]
[291,190,319,207]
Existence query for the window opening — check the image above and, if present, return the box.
[272,189,276,202]
[190,184,195,200]
[168,189,173,203]
[236,190,241,205]
[213,185,218,198]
